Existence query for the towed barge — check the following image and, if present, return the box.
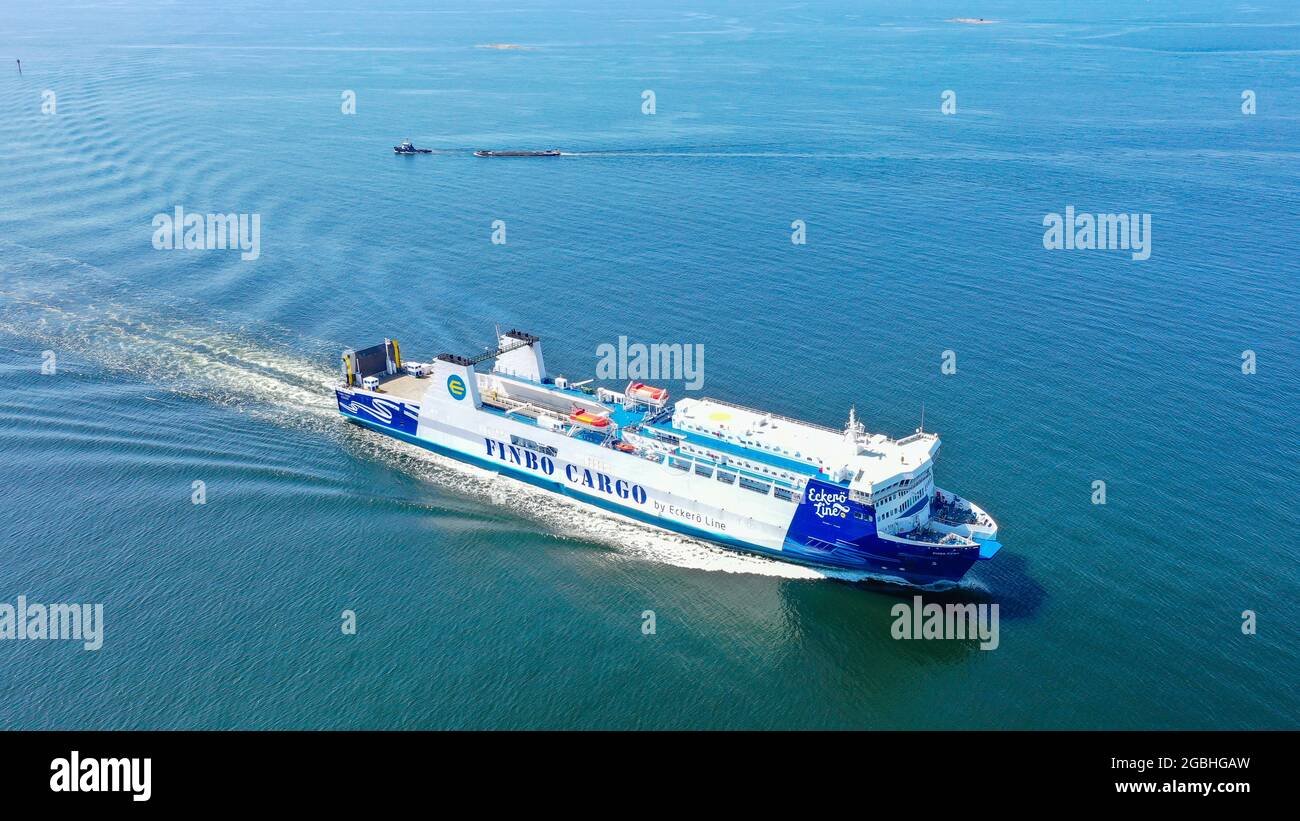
[473,149,561,157]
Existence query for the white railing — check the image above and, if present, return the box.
[897,431,939,446]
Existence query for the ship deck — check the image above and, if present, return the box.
[353,368,837,487]
[640,421,825,478]
[481,373,835,484]
[368,373,430,404]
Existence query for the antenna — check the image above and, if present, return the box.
[845,405,864,440]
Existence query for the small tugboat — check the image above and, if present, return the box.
[394,140,433,155]
[473,149,562,158]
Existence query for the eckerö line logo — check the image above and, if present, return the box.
[447,374,466,400]
[806,485,849,519]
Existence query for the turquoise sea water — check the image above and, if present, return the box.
[1,1,1297,729]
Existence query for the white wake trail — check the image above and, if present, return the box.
[0,248,833,580]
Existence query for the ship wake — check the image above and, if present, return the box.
[0,244,984,590]
[0,243,894,582]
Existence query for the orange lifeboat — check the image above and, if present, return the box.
[627,382,668,403]
[570,408,610,428]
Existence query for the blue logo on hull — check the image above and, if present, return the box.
[786,478,875,550]
[447,374,467,400]
[337,390,419,435]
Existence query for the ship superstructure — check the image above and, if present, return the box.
[335,331,1000,585]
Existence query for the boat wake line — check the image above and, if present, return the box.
[0,241,968,589]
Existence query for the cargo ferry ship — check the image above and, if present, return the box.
[335,332,1000,585]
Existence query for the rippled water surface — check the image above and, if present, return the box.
[0,0,1297,728]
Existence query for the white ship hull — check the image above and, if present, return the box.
[335,332,1000,585]
[342,391,792,552]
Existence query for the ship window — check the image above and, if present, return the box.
[716,471,735,484]
[694,464,713,478]
[738,476,770,494]
[773,487,794,502]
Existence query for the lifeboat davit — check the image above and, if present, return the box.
[570,408,610,428]
[627,382,668,404]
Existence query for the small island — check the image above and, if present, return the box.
[947,18,996,25]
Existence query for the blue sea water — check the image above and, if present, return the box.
[0,0,1297,729]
